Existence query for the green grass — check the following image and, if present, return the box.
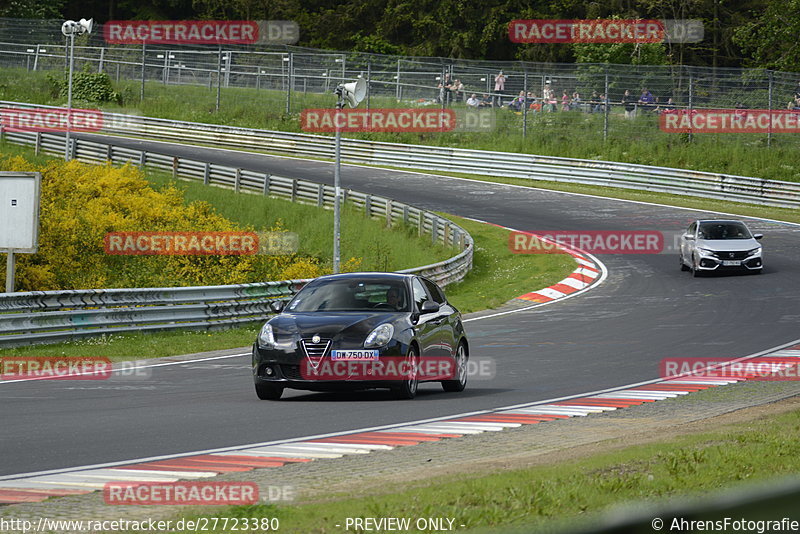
[442,215,577,312]
[0,324,258,362]
[3,67,800,183]
[171,403,800,534]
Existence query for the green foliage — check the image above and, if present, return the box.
[0,0,64,18]
[733,0,800,71]
[47,65,122,104]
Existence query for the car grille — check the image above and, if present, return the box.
[301,338,331,367]
[279,364,303,380]
[714,250,749,260]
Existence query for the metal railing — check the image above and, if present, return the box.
[3,101,798,209]
[0,130,473,347]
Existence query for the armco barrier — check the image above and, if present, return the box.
[0,131,473,347]
[2,101,798,209]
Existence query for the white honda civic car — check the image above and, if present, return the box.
[679,220,763,276]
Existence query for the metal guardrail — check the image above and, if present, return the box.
[0,130,473,347]
[3,101,798,209]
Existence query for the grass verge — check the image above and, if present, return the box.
[174,403,800,534]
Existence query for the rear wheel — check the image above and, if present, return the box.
[393,345,419,400]
[255,382,284,400]
[442,342,468,392]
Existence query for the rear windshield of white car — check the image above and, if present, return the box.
[698,222,752,240]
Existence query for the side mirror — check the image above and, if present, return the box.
[270,300,285,313]
[754,233,763,240]
[684,234,695,241]
[420,300,440,314]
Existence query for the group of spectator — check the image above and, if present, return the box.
[437,71,800,117]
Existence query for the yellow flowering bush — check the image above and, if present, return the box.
[0,156,344,291]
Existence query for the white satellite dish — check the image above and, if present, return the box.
[338,77,366,108]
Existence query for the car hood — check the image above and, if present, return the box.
[268,312,402,338]
[696,238,760,251]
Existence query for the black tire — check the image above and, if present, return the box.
[255,382,284,400]
[442,342,468,393]
[393,345,419,400]
[680,254,689,271]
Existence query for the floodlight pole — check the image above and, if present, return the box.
[64,31,75,161]
[333,91,344,274]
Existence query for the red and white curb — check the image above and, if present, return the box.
[464,219,604,305]
[3,343,799,505]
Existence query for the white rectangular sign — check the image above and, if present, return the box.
[0,172,41,253]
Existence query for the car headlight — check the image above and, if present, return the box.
[258,323,276,348]
[364,323,394,348]
[747,247,762,256]
[697,248,717,257]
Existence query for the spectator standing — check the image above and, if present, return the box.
[622,89,636,118]
[638,88,655,112]
[542,84,556,112]
[493,71,506,107]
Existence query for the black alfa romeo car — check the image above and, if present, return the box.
[252,272,469,400]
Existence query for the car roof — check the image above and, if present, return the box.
[696,219,748,224]
[312,272,416,283]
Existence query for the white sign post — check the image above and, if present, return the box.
[0,172,41,293]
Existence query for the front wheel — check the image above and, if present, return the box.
[393,346,419,400]
[442,342,468,392]
[680,254,689,271]
[255,382,284,400]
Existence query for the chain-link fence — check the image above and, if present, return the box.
[1,17,800,150]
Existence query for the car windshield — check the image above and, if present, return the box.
[285,279,410,312]
[698,222,752,240]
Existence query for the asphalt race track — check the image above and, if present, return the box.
[2,134,799,477]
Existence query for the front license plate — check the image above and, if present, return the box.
[331,350,379,361]
[722,260,741,266]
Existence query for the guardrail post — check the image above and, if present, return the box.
[457,230,465,249]
[386,199,392,227]
[431,217,438,244]
[70,138,77,160]
[35,132,41,155]
[317,184,324,206]
[203,162,210,185]
[106,144,112,162]
[172,156,178,179]
[139,151,146,170]
[0,123,4,142]
[291,178,297,202]
[342,189,348,206]
[444,222,451,246]
[403,205,409,225]
[234,168,241,193]
[365,194,372,217]
[263,173,271,195]
[418,212,424,236]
